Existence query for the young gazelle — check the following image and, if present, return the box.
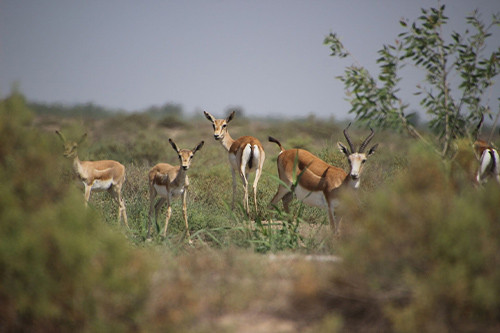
[203,111,265,215]
[147,139,204,242]
[56,130,129,227]
[268,124,377,234]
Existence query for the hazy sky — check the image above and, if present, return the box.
[1,0,499,119]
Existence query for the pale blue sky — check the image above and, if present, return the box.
[1,0,498,119]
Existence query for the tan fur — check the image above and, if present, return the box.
[473,139,491,159]
[147,139,204,242]
[204,111,265,214]
[56,131,129,228]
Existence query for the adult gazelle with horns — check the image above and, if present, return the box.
[268,124,378,235]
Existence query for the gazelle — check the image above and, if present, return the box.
[203,110,265,215]
[55,130,129,228]
[268,124,378,234]
[147,139,204,242]
[472,115,500,184]
[473,139,500,184]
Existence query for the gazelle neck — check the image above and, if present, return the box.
[342,174,361,190]
[220,131,235,151]
[72,154,84,177]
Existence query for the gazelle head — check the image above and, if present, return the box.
[169,138,204,171]
[337,124,378,184]
[203,110,235,141]
[56,130,87,159]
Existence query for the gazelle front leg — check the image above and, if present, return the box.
[182,189,192,244]
[84,184,92,207]
[326,196,340,236]
[161,195,173,237]
[147,187,158,239]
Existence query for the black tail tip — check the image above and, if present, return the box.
[268,136,278,143]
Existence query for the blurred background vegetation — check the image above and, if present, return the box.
[1,88,499,332]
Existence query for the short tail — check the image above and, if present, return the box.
[248,145,254,169]
[268,136,284,152]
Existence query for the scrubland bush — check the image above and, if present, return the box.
[304,144,500,332]
[0,93,154,331]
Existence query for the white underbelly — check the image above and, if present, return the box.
[90,179,113,191]
[294,185,328,208]
[154,184,184,198]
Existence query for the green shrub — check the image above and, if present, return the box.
[319,144,500,332]
[0,92,154,331]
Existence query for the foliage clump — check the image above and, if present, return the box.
[313,145,500,332]
[325,6,500,158]
[0,92,154,331]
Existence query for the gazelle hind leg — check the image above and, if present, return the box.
[241,172,249,214]
[252,149,265,213]
[239,161,249,214]
[231,168,237,210]
[110,185,129,228]
[270,184,291,211]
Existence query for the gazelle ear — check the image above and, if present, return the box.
[337,142,350,156]
[55,130,66,143]
[226,111,235,123]
[193,141,204,153]
[368,143,378,156]
[169,138,180,153]
[78,133,87,145]
[203,111,215,123]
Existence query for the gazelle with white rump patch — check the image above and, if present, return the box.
[56,130,129,228]
[472,115,500,184]
[204,111,265,215]
[147,139,204,241]
[268,124,378,234]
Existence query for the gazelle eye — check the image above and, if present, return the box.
[222,124,227,128]
[362,160,367,164]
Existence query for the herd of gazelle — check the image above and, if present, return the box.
[56,112,499,240]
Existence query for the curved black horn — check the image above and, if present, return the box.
[474,114,484,140]
[343,123,355,153]
[359,128,375,153]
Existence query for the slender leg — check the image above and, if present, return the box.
[182,190,192,244]
[84,184,92,207]
[327,199,338,236]
[282,192,293,213]
[253,166,262,214]
[147,186,157,239]
[231,167,237,210]
[154,198,166,228]
[252,149,265,214]
[161,197,172,237]
[110,185,129,228]
[240,172,249,215]
[270,184,291,210]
